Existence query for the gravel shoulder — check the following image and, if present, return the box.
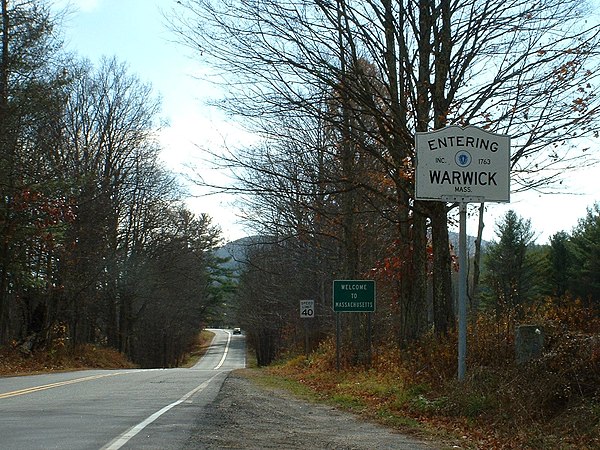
[183,370,446,450]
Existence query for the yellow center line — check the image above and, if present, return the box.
[0,372,129,399]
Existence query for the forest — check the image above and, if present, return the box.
[0,1,230,368]
[229,206,600,363]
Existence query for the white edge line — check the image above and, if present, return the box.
[101,372,222,450]
[214,330,232,370]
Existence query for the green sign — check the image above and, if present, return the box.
[332,280,376,312]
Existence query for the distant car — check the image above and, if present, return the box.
[233,327,241,335]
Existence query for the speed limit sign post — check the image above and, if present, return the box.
[300,300,314,356]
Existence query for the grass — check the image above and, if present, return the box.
[0,343,136,377]
[240,367,322,400]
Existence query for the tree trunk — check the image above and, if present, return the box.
[430,202,454,335]
[0,0,11,344]
[430,0,455,335]
[470,202,485,322]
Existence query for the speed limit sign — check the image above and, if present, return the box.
[300,300,315,318]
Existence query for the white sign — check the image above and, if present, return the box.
[300,300,315,319]
[415,126,510,202]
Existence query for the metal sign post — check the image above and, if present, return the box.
[458,202,468,381]
[300,300,314,356]
[442,195,483,381]
[416,126,510,381]
[332,280,376,371]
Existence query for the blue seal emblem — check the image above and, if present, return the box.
[455,150,472,168]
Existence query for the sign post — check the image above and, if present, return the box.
[332,280,376,370]
[300,300,314,356]
[415,126,510,381]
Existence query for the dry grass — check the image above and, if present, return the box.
[0,343,136,377]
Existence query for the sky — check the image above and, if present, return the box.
[54,0,600,245]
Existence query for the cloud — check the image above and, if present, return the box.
[80,0,100,11]
[54,0,101,13]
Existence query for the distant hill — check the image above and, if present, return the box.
[448,231,489,257]
[213,236,265,275]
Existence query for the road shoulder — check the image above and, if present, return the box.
[184,370,442,450]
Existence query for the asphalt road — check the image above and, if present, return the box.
[0,328,245,450]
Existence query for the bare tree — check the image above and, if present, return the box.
[51,57,163,347]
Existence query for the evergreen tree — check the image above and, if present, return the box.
[482,210,540,317]
[548,231,572,298]
[568,203,600,306]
